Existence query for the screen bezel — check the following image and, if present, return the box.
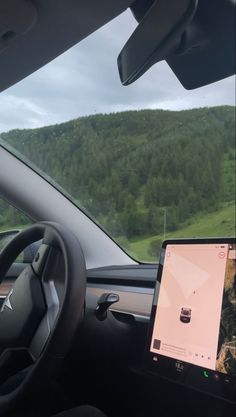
[144,237,236,403]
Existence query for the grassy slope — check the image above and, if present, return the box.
[129,202,236,262]
[1,204,235,261]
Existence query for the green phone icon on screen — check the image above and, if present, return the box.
[203,371,209,378]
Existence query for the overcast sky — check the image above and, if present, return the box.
[0,10,235,133]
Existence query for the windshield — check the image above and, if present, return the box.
[0,11,235,262]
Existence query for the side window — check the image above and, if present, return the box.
[0,198,31,257]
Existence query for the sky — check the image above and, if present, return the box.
[0,10,235,133]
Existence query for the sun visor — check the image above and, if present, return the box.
[0,0,37,54]
[0,0,134,93]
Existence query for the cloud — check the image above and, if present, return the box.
[0,94,48,132]
[0,10,235,133]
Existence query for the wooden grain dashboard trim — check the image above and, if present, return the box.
[0,281,154,317]
[0,281,13,297]
[87,286,153,317]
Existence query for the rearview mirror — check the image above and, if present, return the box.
[118,0,198,86]
[118,0,235,89]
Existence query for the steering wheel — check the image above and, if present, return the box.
[0,222,86,413]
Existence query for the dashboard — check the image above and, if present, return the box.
[0,246,235,417]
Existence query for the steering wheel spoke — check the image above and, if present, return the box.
[0,263,46,349]
[0,222,86,413]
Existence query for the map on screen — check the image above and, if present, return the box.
[150,243,236,375]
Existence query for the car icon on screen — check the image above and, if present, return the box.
[180,307,192,323]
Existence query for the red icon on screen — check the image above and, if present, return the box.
[218,252,226,259]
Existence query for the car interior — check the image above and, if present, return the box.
[0,1,235,417]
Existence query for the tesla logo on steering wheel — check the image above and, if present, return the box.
[0,289,13,313]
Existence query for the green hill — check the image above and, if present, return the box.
[1,105,235,261]
[129,202,236,262]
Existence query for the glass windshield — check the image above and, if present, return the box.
[0,12,235,262]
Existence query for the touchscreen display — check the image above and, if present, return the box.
[145,239,236,402]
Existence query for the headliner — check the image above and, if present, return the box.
[0,0,134,92]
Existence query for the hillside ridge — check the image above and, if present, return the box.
[1,105,235,259]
